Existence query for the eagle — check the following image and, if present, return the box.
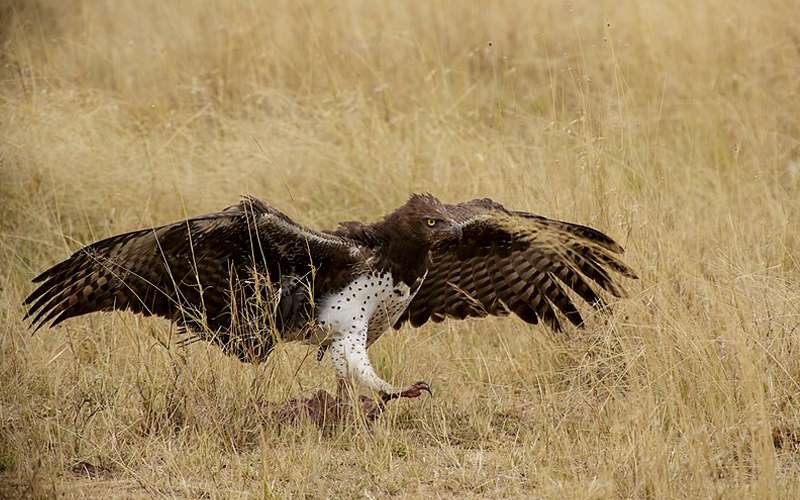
[23,194,636,416]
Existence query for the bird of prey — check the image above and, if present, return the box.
[23,194,636,413]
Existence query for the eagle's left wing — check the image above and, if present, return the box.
[394,198,637,331]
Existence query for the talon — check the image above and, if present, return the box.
[380,381,432,402]
[403,381,431,399]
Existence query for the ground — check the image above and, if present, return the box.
[2,0,800,498]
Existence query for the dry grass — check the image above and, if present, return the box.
[2,0,800,497]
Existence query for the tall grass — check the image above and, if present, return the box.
[1,0,799,497]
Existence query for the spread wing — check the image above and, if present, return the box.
[23,196,356,336]
[395,198,637,331]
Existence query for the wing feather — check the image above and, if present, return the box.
[395,198,637,331]
[24,196,356,342]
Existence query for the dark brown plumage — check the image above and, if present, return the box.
[24,196,362,361]
[395,197,638,331]
[23,193,636,408]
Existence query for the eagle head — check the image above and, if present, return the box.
[388,193,462,247]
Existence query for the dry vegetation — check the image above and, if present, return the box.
[1,0,800,497]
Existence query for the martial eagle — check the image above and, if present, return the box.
[23,194,636,413]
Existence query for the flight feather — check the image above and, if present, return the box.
[395,197,636,331]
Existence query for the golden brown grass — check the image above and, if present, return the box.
[2,0,800,497]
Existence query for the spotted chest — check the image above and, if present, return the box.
[317,272,422,345]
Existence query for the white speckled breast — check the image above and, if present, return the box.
[317,272,422,346]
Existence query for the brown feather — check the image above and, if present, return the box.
[395,197,637,331]
[23,196,361,362]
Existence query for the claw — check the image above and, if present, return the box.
[420,383,433,397]
[380,380,432,403]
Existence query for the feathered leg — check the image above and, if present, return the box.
[272,322,430,427]
[329,322,431,401]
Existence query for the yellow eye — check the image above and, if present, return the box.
[426,218,437,227]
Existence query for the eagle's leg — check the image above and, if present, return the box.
[329,323,431,410]
[330,322,397,394]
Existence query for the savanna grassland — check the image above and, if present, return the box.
[2,1,800,498]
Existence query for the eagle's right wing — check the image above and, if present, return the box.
[23,196,355,333]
